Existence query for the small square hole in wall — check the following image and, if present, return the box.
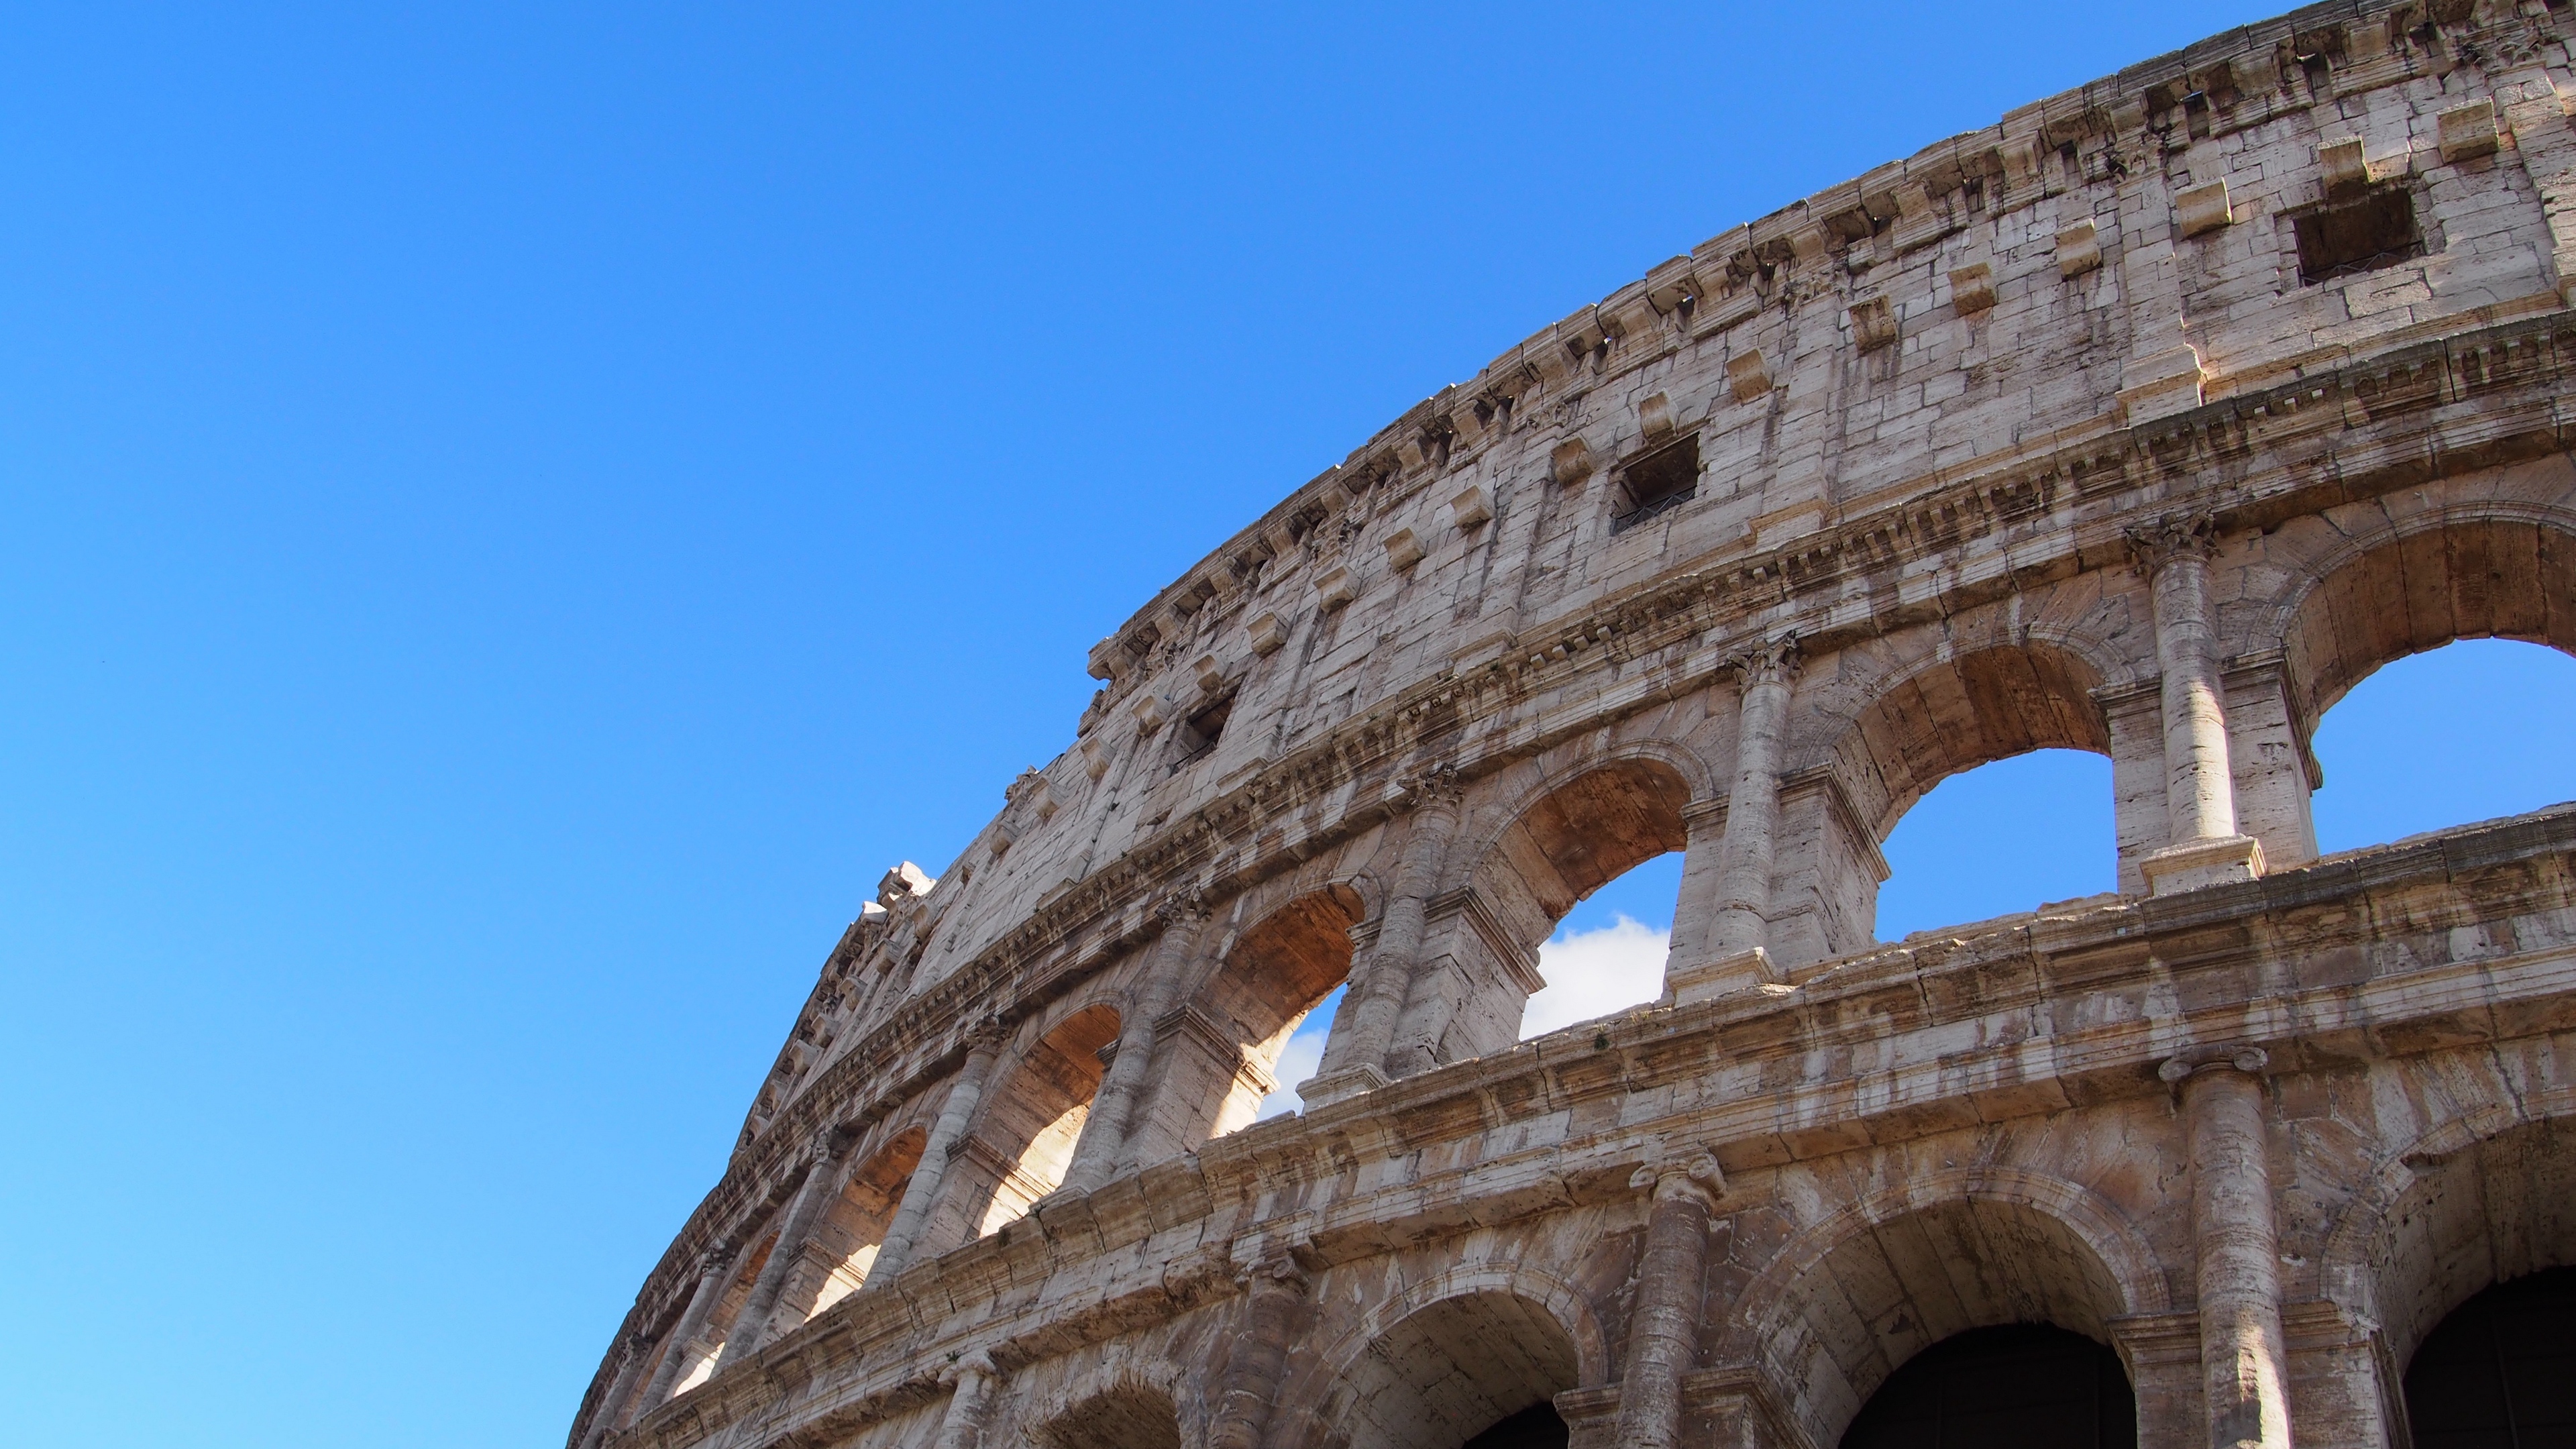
[2294,188,2424,284]
[1610,435,1701,534]
[1170,693,1234,772]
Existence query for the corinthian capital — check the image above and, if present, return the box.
[1155,884,1210,927]
[2124,511,2218,574]
[1729,633,1800,689]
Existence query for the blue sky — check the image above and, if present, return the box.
[3,5,2571,1447]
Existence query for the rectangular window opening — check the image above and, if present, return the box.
[1170,694,1234,773]
[1610,435,1701,534]
[2294,187,2424,285]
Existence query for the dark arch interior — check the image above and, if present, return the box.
[1460,1402,1568,1449]
[2404,1267,2576,1448]
[1839,1324,2135,1449]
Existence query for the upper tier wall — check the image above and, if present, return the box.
[778,0,2574,1101]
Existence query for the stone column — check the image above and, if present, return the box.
[2132,517,2263,894]
[1612,1152,1724,1449]
[871,1030,1006,1281]
[1301,775,1462,1106]
[718,1128,851,1362]
[637,1243,741,1410]
[933,1351,1002,1449]
[1670,639,1796,1002]
[575,1332,657,1448]
[1058,892,1208,1195]
[1660,796,1728,979]
[2163,1049,2292,1449]
[1208,1252,1313,1449]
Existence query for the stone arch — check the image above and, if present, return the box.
[928,1002,1122,1248]
[767,1122,930,1333]
[1766,639,2113,960]
[2322,1104,2576,1375]
[1024,1381,1183,1449]
[1305,1267,1606,1449]
[1815,643,2112,842]
[1393,753,1695,1063]
[2269,512,2576,735]
[1002,1341,1197,1449]
[1136,883,1364,1154]
[1721,1172,2163,1449]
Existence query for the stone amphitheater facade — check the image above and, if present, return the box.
[572,3,2576,1446]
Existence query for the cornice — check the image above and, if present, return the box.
[604,804,2576,1449]
[621,303,2576,1348]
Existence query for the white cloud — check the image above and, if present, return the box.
[1520,915,1668,1040]
[1254,1022,1328,1120]
[1237,926,1666,1122]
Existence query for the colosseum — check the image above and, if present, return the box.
[571,3,2576,1446]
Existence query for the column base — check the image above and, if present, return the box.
[1664,948,1786,1007]
[1293,1065,1387,1110]
[2141,834,2265,896]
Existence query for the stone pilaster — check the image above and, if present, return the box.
[932,1351,1002,1449]
[1670,638,1796,1002]
[1660,796,1728,981]
[720,1128,852,1362]
[2131,517,2263,894]
[1208,1251,1313,1449]
[1611,1152,1723,1449]
[637,1243,741,1411]
[575,1331,657,1449]
[1301,773,1462,1106]
[871,1028,1006,1280]
[2164,1048,2292,1449]
[1059,891,1208,1195]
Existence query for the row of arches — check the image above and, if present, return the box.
[606,497,2576,1436]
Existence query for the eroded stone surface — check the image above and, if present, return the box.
[573,5,2576,1446]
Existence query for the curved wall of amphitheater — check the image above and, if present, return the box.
[574,5,2576,1447]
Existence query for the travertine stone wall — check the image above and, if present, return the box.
[574,3,2576,1446]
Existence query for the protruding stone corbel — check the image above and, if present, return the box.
[2057,218,2102,277]
[1246,611,1288,656]
[2439,99,2501,164]
[2177,178,2234,237]
[1726,349,1772,402]
[1449,483,1493,530]
[1384,527,1426,572]
[1949,262,1995,315]
[1551,437,1595,488]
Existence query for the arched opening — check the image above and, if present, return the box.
[764,1126,927,1334]
[666,1230,777,1395]
[2282,520,2576,855]
[1146,885,1358,1144]
[1333,1291,1579,1449]
[2361,1117,2576,1385]
[1754,1198,2135,1444]
[1457,759,1693,1052]
[1819,645,2112,955]
[1034,1384,1183,1449]
[1876,751,2114,940]
[927,1003,1120,1248]
[1840,1324,2135,1449]
[1521,849,1680,1040]
[2308,639,2576,853]
[2404,1267,2576,1446]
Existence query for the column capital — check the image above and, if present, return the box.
[1393,761,1465,812]
[1727,634,1800,689]
[1153,885,1210,928]
[2125,511,2218,574]
[2158,1044,2269,1085]
[942,1350,1001,1389]
[1629,1148,1726,1209]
